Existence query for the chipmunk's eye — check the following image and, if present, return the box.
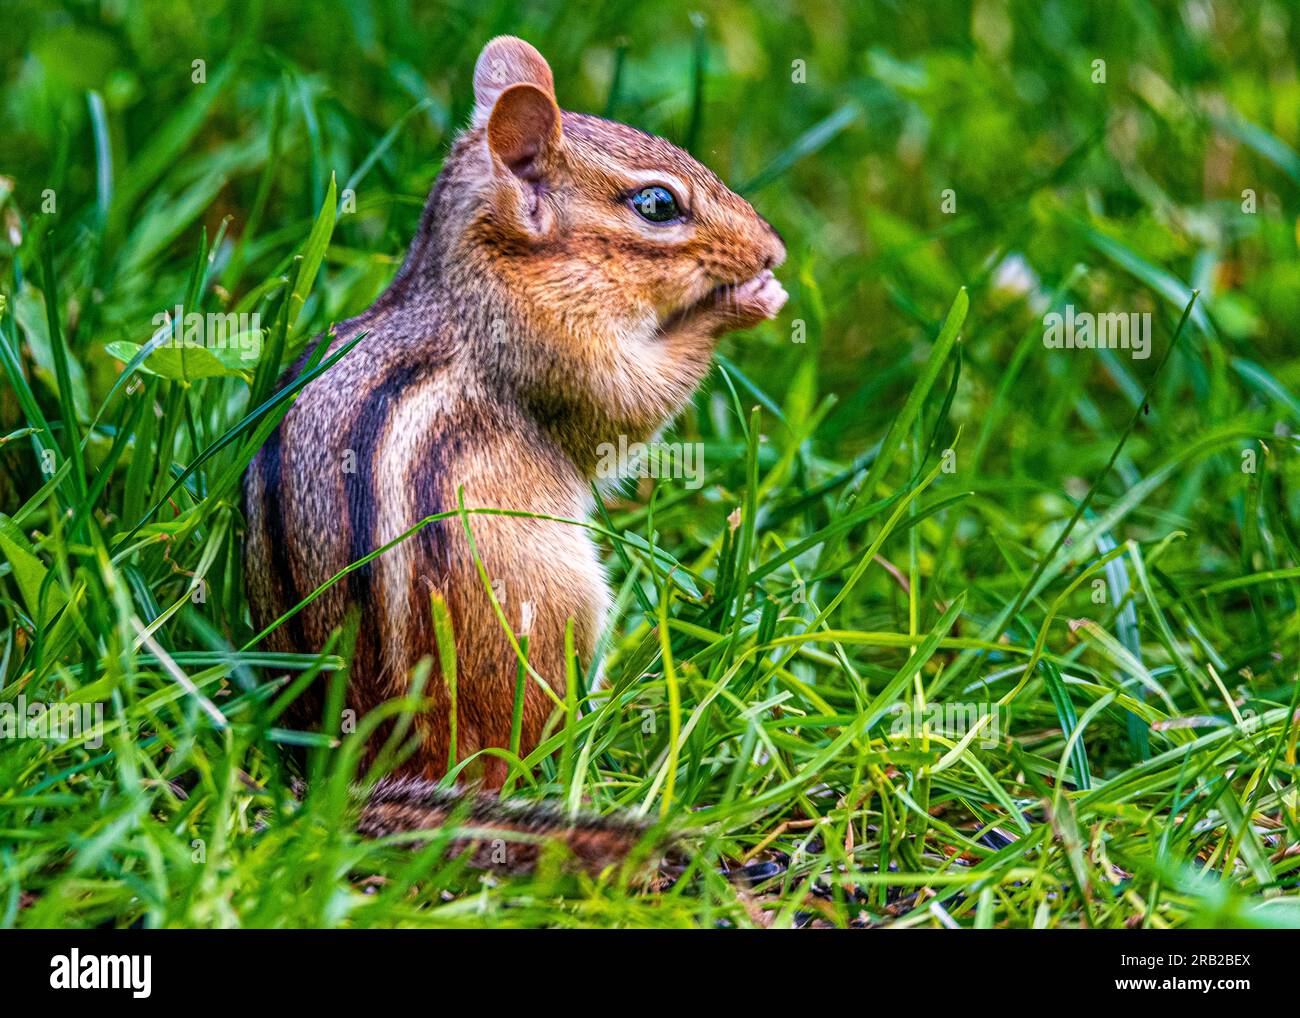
[630,185,682,224]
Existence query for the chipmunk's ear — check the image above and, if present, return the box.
[485,82,561,185]
[474,37,562,235]
[473,36,556,126]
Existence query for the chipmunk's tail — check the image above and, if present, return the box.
[356,776,658,876]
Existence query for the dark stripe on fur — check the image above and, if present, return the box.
[343,359,436,683]
[246,329,351,649]
[254,428,309,650]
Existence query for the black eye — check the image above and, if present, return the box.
[630,185,681,224]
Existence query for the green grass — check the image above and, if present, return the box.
[2,0,1300,928]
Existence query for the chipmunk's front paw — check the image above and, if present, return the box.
[710,269,787,333]
[737,269,788,320]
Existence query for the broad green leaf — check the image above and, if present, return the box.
[105,339,245,381]
[0,515,65,624]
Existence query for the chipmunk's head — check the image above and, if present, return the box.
[455,36,786,342]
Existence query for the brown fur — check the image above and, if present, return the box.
[356,777,653,876]
[244,37,785,865]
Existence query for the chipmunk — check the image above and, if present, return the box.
[243,36,786,872]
